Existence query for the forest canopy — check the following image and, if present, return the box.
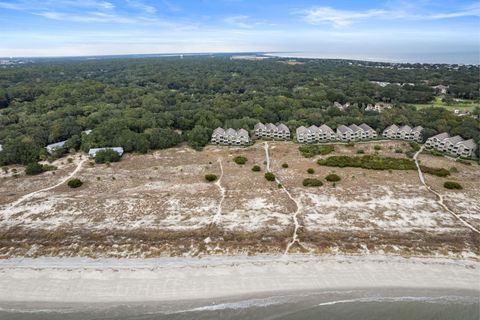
[0,56,478,165]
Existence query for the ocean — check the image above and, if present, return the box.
[0,288,478,320]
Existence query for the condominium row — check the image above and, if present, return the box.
[254,123,290,140]
[211,128,250,145]
[425,133,477,157]
[382,124,423,142]
[296,123,377,143]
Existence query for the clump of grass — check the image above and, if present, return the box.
[282,163,289,168]
[325,174,341,182]
[298,145,334,158]
[233,156,248,165]
[251,165,261,172]
[444,181,463,190]
[374,145,382,150]
[264,172,275,181]
[420,165,450,177]
[307,168,315,174]
[205,174,218,182]
[356,149,365,154]
[317,155,416,171]
[67,178,83,188]
[303,178,323,187]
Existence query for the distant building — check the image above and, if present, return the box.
[382,124,423,142]
[365,103,393,113]
[336,125,354,141]
[425,133,477,157]
[211,127,250,145]
[358,123,378,139]
[82,129,93,135]
[254,122,290,140]
[45,141,67,154]
[296,124,336,143]
[88,147,124,158]
[333,102,350,111]
[432,85,449,95]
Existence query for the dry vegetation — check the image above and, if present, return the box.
[0,141,479,259]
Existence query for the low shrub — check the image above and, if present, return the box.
[420,166,450,177]
[457,159,472,166]
[95,149,121,164]
[374,145,382,150]
[303,178,323,187]
[298,144,334,158]
[282,163,289,168]
[25,163,44,175]
[429,150,444,157]
[317,155,416,171]
[205,174,218,182]
[307,168,315,174]
[67,178,83,188]
[409,141,420,152]
[356,149,365,154]
[444,181,463,190]
[450,166,459,173]
[346,142,355,147]
[325,174,341,182]
[395,149,403,153]
[264,172,276,181]
[251,165,261,172]
[233,156,248,165]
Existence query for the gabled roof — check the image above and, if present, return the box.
[337,125,352,134]
[319,124,334,133]
[226,128,237,136]
[359,123,374,132]
[457,139,477,149]
[308,125,319,133]
[213,127,225,135]
[398,125,412,133]
[412,126,423,133]
[429,132,450,141]
[265,123,277,131]
[384,124,399,132]
[348,124,362,132]
[254,122,266,130]
[445,135,464,145]
[237,128,249,137]
[296,126,308,134]
[277,123,290,133]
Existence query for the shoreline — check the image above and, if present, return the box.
[0,255,478,303]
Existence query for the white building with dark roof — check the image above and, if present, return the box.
[382,124,422,142]
[336,125,354,141]
[425,133,477,157]
[358,123,378,139]
[254,122,290,140]
[211,128,250,145]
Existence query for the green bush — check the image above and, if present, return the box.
[303,178,323,187]
[457,159,472,166]
[420,166,450,177]
[282,163,289,168]
[25,163,45,175]
[346,142,355,147]
[429,149,444,157]
[444,181,463,190]
[95,149,121,164]
[356,149,365,154]
[233,156,248,165]
[205,174,218,182]
[307,168,315,174]
[264,172,275,181]
[409,141,420,152]
[450,166,459,173]
[317,155,416,171]
[299,145,334,158]
[67,178,83,188]
[374,145,382,150]
[395,149,403,153]
[251,165,261,172]
[325,174,341,182]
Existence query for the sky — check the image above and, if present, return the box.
[0,0,479,63]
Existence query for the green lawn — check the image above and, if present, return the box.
[414,97,479,112]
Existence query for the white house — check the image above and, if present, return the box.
[358,123,378,139]
[88,147,124,158]
[211,128,250,145]
[336,125,354,141]
[425,133,477,157]
[383,124,399,139]
[348,124,363,140]
[255,122,290,140]
[45,141,67,154]
[382,124,422,142]
[365,103,393,113]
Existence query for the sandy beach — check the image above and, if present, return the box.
[0,255,478,303]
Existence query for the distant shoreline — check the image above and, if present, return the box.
[0,255,478,303]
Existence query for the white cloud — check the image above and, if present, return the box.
[224,15,252,28]
[300,4,480,28]
[125,0,156,14]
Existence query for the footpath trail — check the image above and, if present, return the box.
[263,142,303,255]
[212,158,226,225]
[413,147,479,234]
[5,158,87,211]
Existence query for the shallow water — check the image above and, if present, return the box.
[0,288,478,320]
